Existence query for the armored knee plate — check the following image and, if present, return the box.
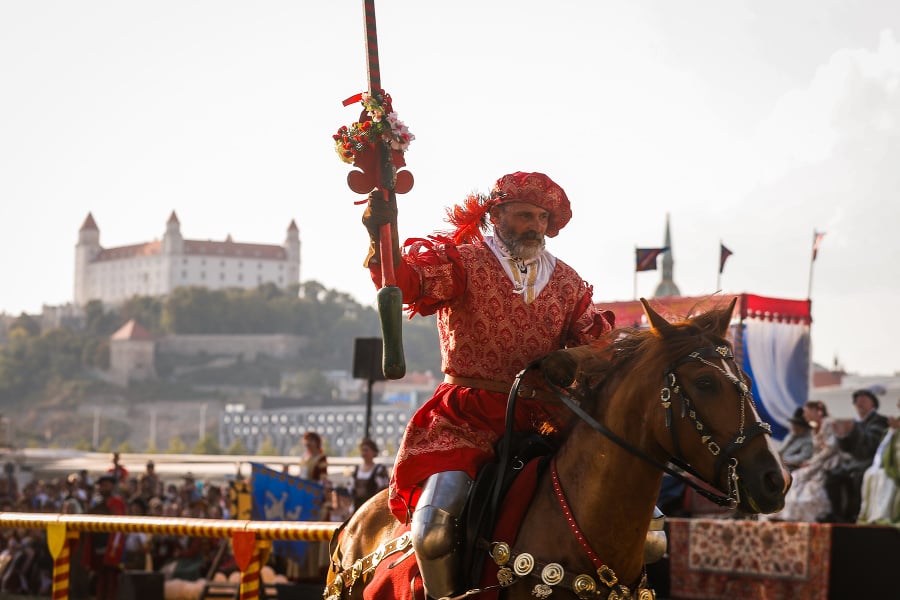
[644,505,667,564]
[411,471,473,599]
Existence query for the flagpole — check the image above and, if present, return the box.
[633,246,638,300]
[807,230,816,299]
[806,230,817,409]
[716,239,722,292]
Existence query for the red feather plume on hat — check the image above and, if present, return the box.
[441,192,494,245]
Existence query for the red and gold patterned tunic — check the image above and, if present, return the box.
[370,237,613,522]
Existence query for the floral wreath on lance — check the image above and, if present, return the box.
[333,90,414,164]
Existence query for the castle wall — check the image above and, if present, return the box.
[157,334,307,360]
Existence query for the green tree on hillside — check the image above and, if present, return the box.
[166,436,188,454]
[194,434,222,455]
[84,300,121,336]
[257,436,279,456]
[120,296,165,334]
[226,439,249,455]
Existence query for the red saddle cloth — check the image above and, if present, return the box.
[362,460,542,600]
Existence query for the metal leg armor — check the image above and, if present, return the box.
[411,471,473,600]
[644,505,667,564]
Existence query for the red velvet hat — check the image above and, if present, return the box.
[443,171,572,244]
[489,172,572,238]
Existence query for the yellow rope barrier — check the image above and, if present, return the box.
[0,512,339,540]
[0,512,340,600]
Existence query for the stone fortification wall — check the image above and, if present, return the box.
[157,334,307,360]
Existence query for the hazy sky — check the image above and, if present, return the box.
[2,1,899,376]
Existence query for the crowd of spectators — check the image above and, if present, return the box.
[767,387,899,524]
[0,453,238,598]
[0,435,391,598]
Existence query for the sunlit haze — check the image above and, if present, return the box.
[2,1,899,375]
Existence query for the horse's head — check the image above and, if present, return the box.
[639,297,790,513]
[541,296,790,515]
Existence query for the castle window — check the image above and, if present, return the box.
[201,272,206,279]
[237,274,243,282]
[220,273,225,281]
[182,270,187,279]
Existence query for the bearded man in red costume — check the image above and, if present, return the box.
[364,171,615,599]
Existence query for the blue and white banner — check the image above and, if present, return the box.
[250,463,325,563]
[735,308,811,441]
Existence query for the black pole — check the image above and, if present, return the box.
[365,378,374,439]
[353,337,386,441]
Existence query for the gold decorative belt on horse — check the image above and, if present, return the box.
[443,375,559,403]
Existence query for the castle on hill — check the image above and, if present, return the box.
[74,211,300,306]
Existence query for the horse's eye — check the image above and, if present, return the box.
[694,376,716,391]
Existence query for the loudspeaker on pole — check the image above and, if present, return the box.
[353,337,387,382]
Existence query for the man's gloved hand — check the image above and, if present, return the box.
[534,343,609,390]
[362,191,400,268]
[537,349,579,388]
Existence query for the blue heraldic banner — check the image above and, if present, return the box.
[251,462,324,564]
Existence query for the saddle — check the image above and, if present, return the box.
[460,431,556,589]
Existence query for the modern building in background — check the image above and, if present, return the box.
[219,402,418,458]
[74,211,301,306]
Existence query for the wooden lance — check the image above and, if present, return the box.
[342,0,414,379]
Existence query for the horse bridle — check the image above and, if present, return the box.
[658,344,772,507]
[527,342,772,508]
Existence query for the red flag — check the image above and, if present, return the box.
[812,231,826,261]
[635,247,668,272]
[719,243,733,274]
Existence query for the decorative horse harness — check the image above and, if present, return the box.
[658,344,772,508]
[324,343,773,600]
[544,342,772,510]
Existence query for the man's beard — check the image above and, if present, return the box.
[496,224,546,260]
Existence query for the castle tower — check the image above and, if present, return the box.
[162,211,184,255]
[74,213,101,305]
[284,219,301,286]
[653,214,681,298]
[162,211,184,292]
[109,319,157,386]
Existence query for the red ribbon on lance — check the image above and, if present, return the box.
[343,93,364,107]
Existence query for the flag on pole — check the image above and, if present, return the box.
[812,231,826,261]
[635,247,668,272]
[719,243,733,274]
[251,463,324,564]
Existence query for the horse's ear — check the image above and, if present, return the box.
[640,298,675,337]
[694,296,738,337]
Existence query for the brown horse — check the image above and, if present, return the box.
[325,298,791,600]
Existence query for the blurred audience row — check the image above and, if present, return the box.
[0,433,390,597]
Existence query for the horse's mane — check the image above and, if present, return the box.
[567,298,736,413]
